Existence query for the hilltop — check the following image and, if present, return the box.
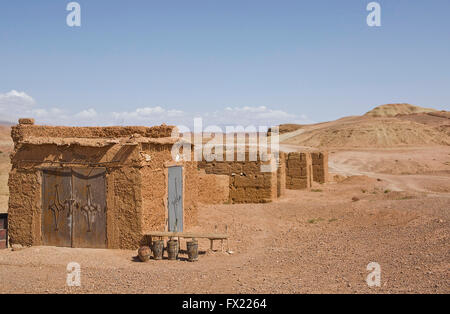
[364,103,437,117]
[280,104,449,148]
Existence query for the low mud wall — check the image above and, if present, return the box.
[285,152,312,190]
[197,170,229,205]
[198,152,278,203]
[311,152,328,183]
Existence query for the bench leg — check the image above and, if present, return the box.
[210,239,214,251]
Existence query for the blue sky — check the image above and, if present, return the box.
[0,0,449,127]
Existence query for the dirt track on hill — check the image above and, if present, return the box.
[328,147,450,194]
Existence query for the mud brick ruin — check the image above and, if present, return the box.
[285,152,313,189]
[198,151,278,204]
[7,119,329,249]
[311,152,329,184]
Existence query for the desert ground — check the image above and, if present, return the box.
[0,104,449,294]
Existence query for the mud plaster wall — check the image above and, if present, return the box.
[7,169,41,246]
[108,166,143,249]
[183,163,197,229]
[196,170,229,205]
[198,152,278,203]
[311,152,329,184]
[139,144,172,237]
[285,152,312,190]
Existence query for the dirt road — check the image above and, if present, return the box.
[328,147,450,195]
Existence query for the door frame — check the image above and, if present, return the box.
[165,164,185,232]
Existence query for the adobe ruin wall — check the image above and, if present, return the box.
[311,151,329,183]
[198,151,278,203]
[285,152,312,190]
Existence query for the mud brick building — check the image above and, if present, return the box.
[8,119,207,249]
[8,119,329,250]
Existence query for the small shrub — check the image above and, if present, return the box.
[307,218,324,224]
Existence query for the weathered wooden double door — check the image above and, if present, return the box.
[41,168,107,248]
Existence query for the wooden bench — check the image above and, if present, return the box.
[144,231,229,252]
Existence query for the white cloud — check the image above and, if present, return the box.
[111,107,185,125]
[197,106,311,128]
[0,90,35,107]
[75,108,98,119]
[0,90,36,121]
[0,90,312,129]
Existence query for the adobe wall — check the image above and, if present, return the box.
[196,170,229,205]
[139,142,173,239]
[230,171,277,203]
[183,161,202,228]
[8,169,41,246]
[198,152,278,203]
[285,152,312,190]
[108,166,143,249]
[311,152,329,184]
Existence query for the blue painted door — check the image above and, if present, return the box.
[168,166,183,232]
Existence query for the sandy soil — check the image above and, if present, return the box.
[0,145,449,294]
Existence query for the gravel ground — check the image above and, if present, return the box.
[0,175,448,293]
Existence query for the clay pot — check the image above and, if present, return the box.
[187,240,199,262]
[138,246,151,262]
[152,240,164,260]
[167,240,179,260]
